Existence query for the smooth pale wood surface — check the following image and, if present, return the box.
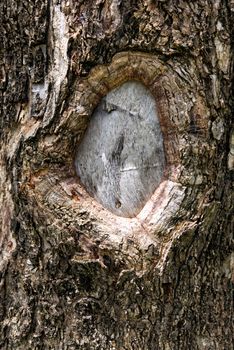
[75,81,165,217]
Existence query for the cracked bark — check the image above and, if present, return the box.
[0,1,233,349]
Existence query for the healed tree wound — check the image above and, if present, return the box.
[75,81,165,217]
[1,1,233,348]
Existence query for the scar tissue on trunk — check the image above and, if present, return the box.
[75,81,165,217]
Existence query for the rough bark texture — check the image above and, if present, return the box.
[0,1,233,349]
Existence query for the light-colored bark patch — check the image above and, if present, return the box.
[75,81,165,217]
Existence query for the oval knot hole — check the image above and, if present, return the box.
[75,80,165,217]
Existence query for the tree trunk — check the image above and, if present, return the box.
[0,1,233,349]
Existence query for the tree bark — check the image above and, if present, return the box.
[0,1,233,349]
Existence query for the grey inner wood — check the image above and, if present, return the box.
[75,80,165,217]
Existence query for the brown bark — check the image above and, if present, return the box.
[0,1,233,349]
